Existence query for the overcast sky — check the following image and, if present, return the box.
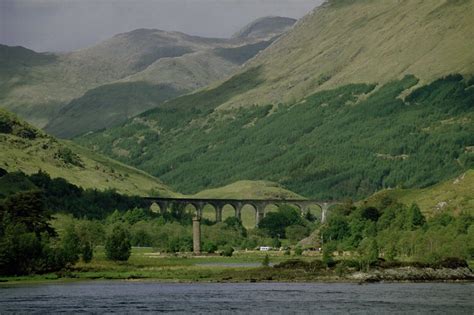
[0,0,323,53]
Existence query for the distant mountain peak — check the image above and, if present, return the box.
[232,16,297,40]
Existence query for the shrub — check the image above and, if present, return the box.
[435,257,468,269]
[221,245,234,257]
[202,241,218,254]
[294,246,303,256]
[105,224,131,261]
[262,254,270,267]
[81,242,93,263]
[274,259,308,269]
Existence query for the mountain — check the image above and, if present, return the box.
[0,109,174,197]
[0,17,296,137]
[43,39,275,138]
[232,16,297,39]
[221,0,474,109]
[77,0,474,203]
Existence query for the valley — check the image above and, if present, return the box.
[0,0,473,292]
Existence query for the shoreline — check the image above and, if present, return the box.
[2,267,473,285]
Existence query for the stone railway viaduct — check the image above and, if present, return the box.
[143,197,339,254]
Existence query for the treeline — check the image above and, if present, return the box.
[0,169,147,219]
[78,74,474,200]
[321,196,474,269]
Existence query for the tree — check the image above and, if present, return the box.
[321,215,350,242]
[105,223,131,261]
[258,205,303,238]
[81,242,93,263]
[3,191,55,236]
[358,238,379,271]
[285,225,309,243]
[360,207,380,222]
[262,254,270,267]
[202,241,218,253]
[406,203,426,230]
[221,245,234,257]
[61,224,81,265]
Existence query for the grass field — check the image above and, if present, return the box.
[0,247,322,284]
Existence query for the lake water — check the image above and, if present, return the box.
[0,281,472,314]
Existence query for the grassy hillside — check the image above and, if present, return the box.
[366,170,474,217]
[44,82,182,138]
[0,109,174,196]
[219,0,474,109]
[194,180,304,199]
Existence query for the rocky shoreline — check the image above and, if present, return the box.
[348,267,474,282]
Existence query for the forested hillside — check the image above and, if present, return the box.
[77,74,474,199]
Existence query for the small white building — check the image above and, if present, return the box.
[259,246,271,251]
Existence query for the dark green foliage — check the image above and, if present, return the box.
[54,147,84,167]
[258,205,304,238]
[1,170,148,219]
[221,245,234,257]
[0,191,77,275]
[294,246,303,256]
[224,216,247,237]
[61,224,81,265]
[322,242,336,267]
[79,74,474,200]
[405,203,426,230]
[202,241,218,253]
[2,190,55,236]
[0,109,39,139]
[360,207,380,222]
[435,257,468,269]
[262,254,270,267]
[321,198,473,264]
[105,223,131,261]
[0,172,37,199]
[274,259,325,272]
[321,216,350,241]
[165,235,193,253]
[285,225,310,243]
[81,242,93,263]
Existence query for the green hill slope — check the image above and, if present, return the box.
[194,180,304,199]
[0,109,174,196]
[366,170,474,217]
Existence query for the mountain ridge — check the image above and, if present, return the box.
[76,1,474,202]
[0,16,297,137]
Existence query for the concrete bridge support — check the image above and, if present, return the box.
[215,204,223,223]
[192,216,201,255]
[255,204,266,226]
